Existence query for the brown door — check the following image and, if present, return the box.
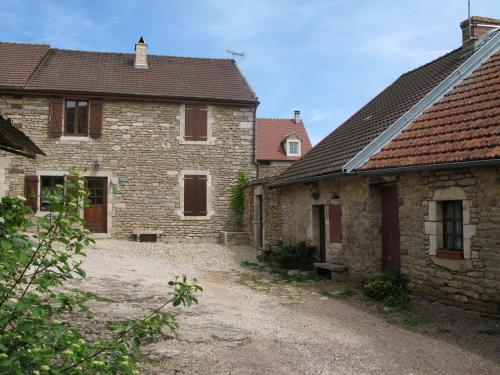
[318,205,326,262]
[381,185,400,271]
[84,177,107,233]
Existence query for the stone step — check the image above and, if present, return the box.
[313,263,348,273]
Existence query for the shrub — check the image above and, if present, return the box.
[230,171,250,227]
[362,271,410,309]
[0,173,202,374]
[268,242,318,271]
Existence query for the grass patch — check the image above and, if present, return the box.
[319,287,353,300]
[241,260,326,284]
[437,327,450,334]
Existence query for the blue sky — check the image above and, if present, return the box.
[1,0,498,144]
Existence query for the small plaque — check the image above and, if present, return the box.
[118,176,128,184]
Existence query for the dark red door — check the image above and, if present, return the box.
[84,177,107,233]
[381,185,400,271]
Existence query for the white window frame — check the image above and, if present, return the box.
[176,169,215,220]
[176,104,216,145]
[286,138,301,157]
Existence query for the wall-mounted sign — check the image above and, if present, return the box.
[118,176,128,184]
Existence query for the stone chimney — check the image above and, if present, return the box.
[134,36,148,69]
[460,16,500,48]
[294,110,301,124]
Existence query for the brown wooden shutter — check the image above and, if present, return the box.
[329,204,342,243]
[49,98,63,137]
[89,99,103,138]
[24,175,39,211]
[194,176,207,215]
[183,175,195,216]
[185,105,195,140]
[195,106,208,141]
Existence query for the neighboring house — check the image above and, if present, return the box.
[256,111,312,178]
[245,16,500,316]
[0,38,259,240]
[0,115,45,197]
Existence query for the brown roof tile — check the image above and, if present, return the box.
[272,45,476,185]
[363,50,500,170]
[256,118,312,161]
[0,42,49,88]
[0,42,258,104]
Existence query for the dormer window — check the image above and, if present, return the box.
[286,139,301,157]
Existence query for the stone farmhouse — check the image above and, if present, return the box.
[245,17,500,317]
[0,38,259,241]
[256,111,312,179]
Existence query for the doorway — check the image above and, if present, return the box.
[312,205,326,262]
[255,194,263,248]
[381,185,400,271]
[84,177,108,233]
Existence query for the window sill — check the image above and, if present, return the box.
[177,136,216,145]
[176,210,214,220]
[436,249,463,260]
[58,136,91,142]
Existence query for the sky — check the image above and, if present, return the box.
[1,0,499,145]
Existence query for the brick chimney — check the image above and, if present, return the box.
[460,16,500,48]
[134,36,148,69]
[294,110,301,124]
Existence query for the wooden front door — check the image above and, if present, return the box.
[318,205,326,262]
[84,177,107,233]
[381,185,400,271]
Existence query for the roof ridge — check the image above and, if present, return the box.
[0,41,49,48]
[50,47,234,62]
[257,117,294,121]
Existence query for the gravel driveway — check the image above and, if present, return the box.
[69,240,500,375]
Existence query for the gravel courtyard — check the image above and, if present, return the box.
[68,240,500,375]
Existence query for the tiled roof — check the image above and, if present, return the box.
[256,118,312,161]
[0,42,49,88]
[0,42,258,104]
[0,115,45,158]
[272,46,476,186]
[362,51,500,170]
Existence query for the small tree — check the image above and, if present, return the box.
[229,171,250,227]
[0,173,202,374]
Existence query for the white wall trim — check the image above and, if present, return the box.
[176,104,217,145]
[286,136,301,157]
[176,169,215,220]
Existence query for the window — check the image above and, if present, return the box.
[442,201,463,251]
[184,104,208,141]
[40,176,64,211]
[288,141,299,155]
[65,100,88,136]
[183,175,207,216]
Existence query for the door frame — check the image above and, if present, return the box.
[84,176,108,233]
[312,204,327,263]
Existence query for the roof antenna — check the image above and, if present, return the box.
[226,50,245,60]
[468,0,472,41]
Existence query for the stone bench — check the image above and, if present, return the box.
[313,262,348,281]
[132,229,163,242]
[219,231,249,246]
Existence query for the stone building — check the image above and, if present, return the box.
[246,17,500,316]
[0,38,259,241]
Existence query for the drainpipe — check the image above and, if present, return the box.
[252,105,258,169]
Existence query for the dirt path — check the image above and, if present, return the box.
[68,240,500,375]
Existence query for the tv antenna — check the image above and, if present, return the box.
[226,50,245,60]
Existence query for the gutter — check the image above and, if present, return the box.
[343,29,500,173]
[270,170,346,188]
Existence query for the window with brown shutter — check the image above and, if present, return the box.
[184,175,208,216]
[64,100,89,136]
[49,98,63,137]
[329,204,342,243]
[89,99,103,138]
[24,175,39,211]
[184,105,208,141]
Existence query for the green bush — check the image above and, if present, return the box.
[0,172,202,374]
[362,272,410,309]
[266,242,318,271]
[229,171,250,227]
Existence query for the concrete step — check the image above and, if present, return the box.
[313,263,348,272]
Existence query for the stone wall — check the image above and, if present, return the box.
[398,167,500,317]
[0,94,256,241]
[257,161,292,179]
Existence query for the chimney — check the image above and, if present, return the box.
[134,36,148,69]
[294,110,301,124]
[460,16,500,48]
